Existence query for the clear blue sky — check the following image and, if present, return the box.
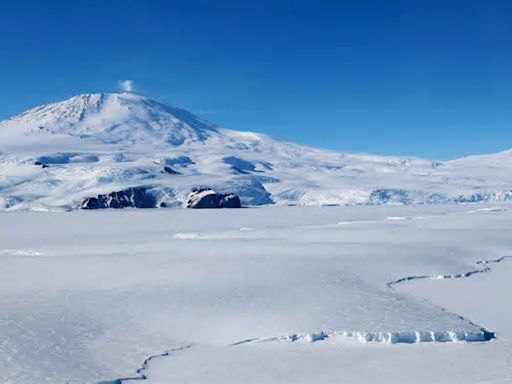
[1,0,512,159]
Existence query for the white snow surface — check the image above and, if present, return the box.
[0,204,511,383]
[1,92,512,210]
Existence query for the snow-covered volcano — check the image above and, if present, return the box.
[0,92,219,149]
[0,92,511,210]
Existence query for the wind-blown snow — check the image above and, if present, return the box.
[1,92,512,210]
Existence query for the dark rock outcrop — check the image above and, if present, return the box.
[34,161,50,168]
[80,187,157,209]
[185,188,241,209]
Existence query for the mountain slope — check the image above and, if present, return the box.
[0,92,511,210]
[0,93,219,150]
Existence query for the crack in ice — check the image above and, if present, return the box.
[98,345,191,384]
[230,255,512,348]
[382,255,512,345]
[98,256,511,383]
[387,255,512,289]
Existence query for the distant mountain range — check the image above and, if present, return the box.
[1,92,511,210]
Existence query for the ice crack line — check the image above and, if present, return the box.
[98,345,191,384]
[384,255,512,344]
[99,256,511,383]
[386,255,512,289]
[232,255,512,347]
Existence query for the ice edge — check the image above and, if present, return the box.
[230,328,495,346]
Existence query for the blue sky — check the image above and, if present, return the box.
[1,0,512,159]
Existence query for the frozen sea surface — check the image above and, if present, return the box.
[0,204,511,383]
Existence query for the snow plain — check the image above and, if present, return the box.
[1,204,511,383]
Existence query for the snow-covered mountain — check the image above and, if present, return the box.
[0,92,511,210]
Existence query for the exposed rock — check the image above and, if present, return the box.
[185,188,241,209]
[34,161,50,168]
[80,187,157,209]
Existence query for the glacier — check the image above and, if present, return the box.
[1,92,512,210]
